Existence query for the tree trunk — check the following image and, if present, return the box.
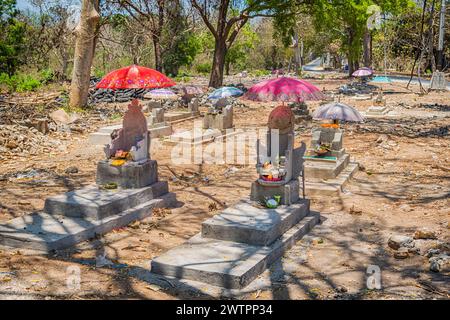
[209,39,227,88]
[153,36,162,71]
[69,0,100,108]
[363,29,371,67]
[225,60,230,76]
[437,0,446,70]
[428,0,437,72]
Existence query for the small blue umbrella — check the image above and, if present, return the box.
[207,87,243,100]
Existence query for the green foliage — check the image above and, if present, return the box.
[39,68,55,84]
[163,32,202,76]
[250,69,271,77]
[0,72,41,92]
[225,24,259,73]
[195,62,212,74]
[0,0,27,76]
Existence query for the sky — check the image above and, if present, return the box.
[16,0,34,11]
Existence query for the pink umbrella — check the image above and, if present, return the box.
[352,68,373,77]
[242,77,324,103]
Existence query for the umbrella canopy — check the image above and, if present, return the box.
[144,88,178,100]
[370,76,392,83]
[243,77,324,103]
[352,68,373,77]
[96,64,175,90]
[313,102,364,122]
[208,87,243,100]
[182,85,204,95]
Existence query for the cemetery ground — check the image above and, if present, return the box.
[0,74,448,299]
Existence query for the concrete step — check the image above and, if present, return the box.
[151,211,320,289]
[305,162,359,196]
[202,199,309,246]
[304,153,350,180]
[44,181,169,220]
[0,192,176,252]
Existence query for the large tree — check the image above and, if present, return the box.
[190,0,299,87]
[69,0,100,108]
[113,0,166,71]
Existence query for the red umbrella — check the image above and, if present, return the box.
[243,77,324,103]
[96,64,175,89]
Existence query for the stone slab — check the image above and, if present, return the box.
[169,128,222,144]
[202,199,309,246]
[250,179,300,206]
[164,112,193,122]
[0,192,176,252]
[305,162,359,196]
[96,159,158,189]
[304,153,350,180]
[150,211,320,289]
[367,106,389,115]
[44,181,168,219]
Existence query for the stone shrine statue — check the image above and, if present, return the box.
[251,105,305,206]
[104,99,150,162]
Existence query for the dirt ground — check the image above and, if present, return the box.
[0,75,448,300]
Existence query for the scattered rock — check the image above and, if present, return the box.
[429,254,449,273]
[399,204,413,212]
[394,248,410,259]
[312,237,324,245]
[426,248,441,258]
[50,109,79,125]
[223,166,239,177]
[336,286,348,293]
[414,229,437,240]
[388,235,415,250]
[349,205,362,215]
[64,166,79,174]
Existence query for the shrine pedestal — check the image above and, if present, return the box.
[96,159,158,189]
[250,178,300,206]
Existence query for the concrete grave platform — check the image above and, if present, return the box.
[44,181,168,220]
[305,162,359,196]
[151,206,319,289]
[0,192,176,252]
[202,199,309,246]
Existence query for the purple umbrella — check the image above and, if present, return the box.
[352,68,373,77]
[313,102,364,122]
[144,88,178,100]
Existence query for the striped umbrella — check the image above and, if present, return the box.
[313,102,364,122]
